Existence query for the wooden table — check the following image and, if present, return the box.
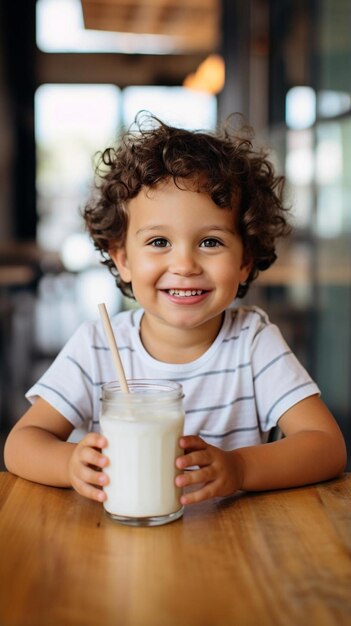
[1,472,351,626]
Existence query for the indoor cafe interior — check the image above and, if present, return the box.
[0,0,350,470]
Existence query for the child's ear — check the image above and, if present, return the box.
[109,247,131,283]
[239,254,252,283]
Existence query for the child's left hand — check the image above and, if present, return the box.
[175,435,243,505]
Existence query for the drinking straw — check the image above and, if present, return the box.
[98,302,129,394]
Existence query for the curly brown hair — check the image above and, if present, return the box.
[84,112,291,299]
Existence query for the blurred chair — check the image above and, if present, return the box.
[0,242,45,430]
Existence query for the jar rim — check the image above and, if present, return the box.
[101,379,183,402]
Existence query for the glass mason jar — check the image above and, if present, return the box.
[100,379,185,527]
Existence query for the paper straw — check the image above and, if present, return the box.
[98,303,129,394]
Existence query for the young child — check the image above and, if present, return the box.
[4,113,346,506]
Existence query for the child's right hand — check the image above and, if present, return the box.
[68,433,109,502]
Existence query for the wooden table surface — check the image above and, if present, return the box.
[1,472,351,626]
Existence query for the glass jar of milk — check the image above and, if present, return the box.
[100,379,185,526]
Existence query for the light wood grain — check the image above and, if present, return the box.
[80,0,220,53]
[1,473,351,626]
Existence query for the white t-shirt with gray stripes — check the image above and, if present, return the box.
[26,306,320,450]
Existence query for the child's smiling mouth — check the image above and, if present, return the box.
[167,289,206,297]
[161,288,210,304]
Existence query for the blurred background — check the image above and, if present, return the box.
[0,0,350,468]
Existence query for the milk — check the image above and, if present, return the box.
[99,380,185,526]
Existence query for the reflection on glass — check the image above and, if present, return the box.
[285,87,316,130]
[316,186,343,238]
[285,129,314,229]
[315,121,346,238]
[317,90,351,118]
[315,123,342,185]
[285,145,314,186]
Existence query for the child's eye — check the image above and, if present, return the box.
[148,237,170,248]
[200,238,223,248]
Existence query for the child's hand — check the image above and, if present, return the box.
[68,433,109,503]
[175,436,243,505]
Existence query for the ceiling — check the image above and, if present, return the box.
[80,0,221,53]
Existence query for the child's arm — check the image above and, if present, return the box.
[176,395,347,505]
[4,398,109,502]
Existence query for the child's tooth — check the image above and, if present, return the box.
[168,288,204,297]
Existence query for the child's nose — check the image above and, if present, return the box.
[169,248,201,276]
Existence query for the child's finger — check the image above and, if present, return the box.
[178,435,207,451]
[72,477,107,502]
[176,465,213,488]
[79,445,109,468]
[180,483,216,505]
[176,449,211,469]
[82,432,108,449]
[79,465,109,487]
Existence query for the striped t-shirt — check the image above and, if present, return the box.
[26,306,320,450]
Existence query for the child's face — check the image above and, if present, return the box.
[110,178,251,336]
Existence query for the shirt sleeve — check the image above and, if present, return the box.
[26,322,96,429]
[250,317,320,432]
